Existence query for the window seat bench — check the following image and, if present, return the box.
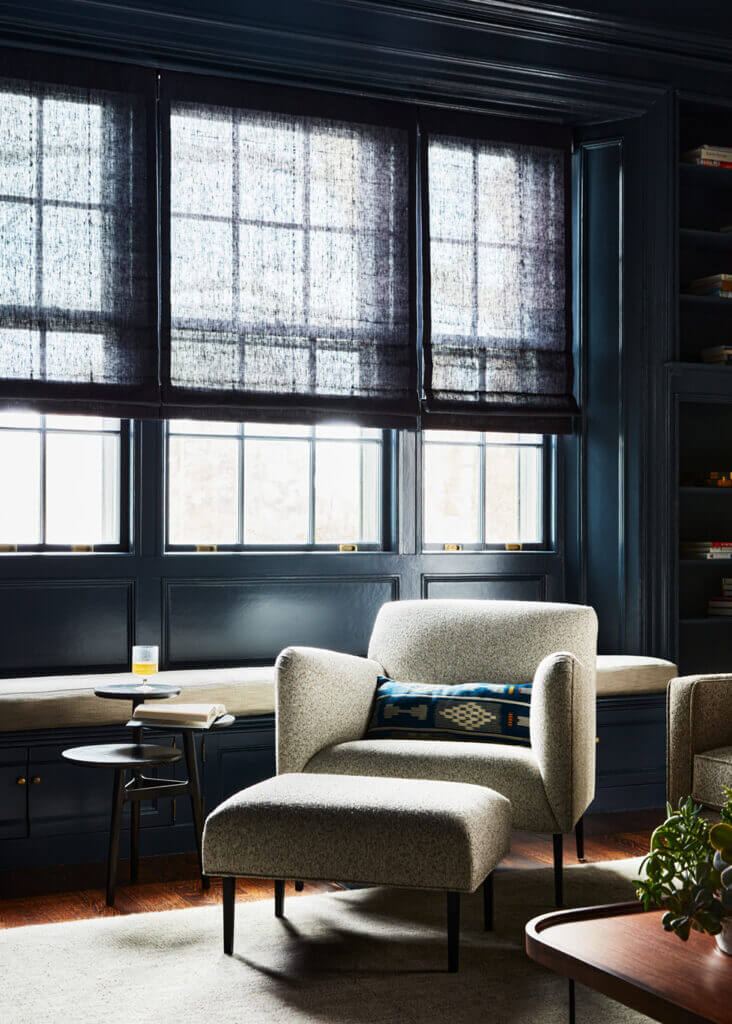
[0,666,276,732]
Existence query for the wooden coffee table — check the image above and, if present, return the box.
[526,901,731,1024]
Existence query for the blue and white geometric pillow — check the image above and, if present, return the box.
[365,676,532,746]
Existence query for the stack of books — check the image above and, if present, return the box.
[687,274,732,299]
[683,145,732,168]
[681,542,732,560]
[701,346,732,366]
[708,578,732,617]
[132,702,227,728]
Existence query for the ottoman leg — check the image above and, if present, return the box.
[446,892,460,973]
[274,879,285,918]
[294,880,304,892]
[483,872,494,931]
[223,877,235,955]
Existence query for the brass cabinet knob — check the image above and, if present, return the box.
[16,777,26,785]
[31,776,41,784]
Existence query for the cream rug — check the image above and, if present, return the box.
[0,860,652,1024]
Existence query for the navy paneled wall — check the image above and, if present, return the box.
[0,2,731,674]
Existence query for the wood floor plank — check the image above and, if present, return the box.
[0,809,663,929]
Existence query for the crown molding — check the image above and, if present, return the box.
[0,0,668,123]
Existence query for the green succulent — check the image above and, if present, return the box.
[636,797,726,941]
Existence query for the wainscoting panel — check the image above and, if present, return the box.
[164,576,399,666]
[422,574,547,601]
[0,581,134,676]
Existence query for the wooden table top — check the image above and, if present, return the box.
[526,901,732,1024]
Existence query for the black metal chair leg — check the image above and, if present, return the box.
[183,732,209,890]
[483,872,494,931]
[106,768,125,907]
[553,833,564,908]
[294,880,304,892]
[447,892,460,972]
[274,879,285,918]
[223,876,235,954]
[575,816,585,862]
[130,779,140,883]
[568,978,575,1024]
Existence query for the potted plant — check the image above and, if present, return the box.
[636,787,732,953]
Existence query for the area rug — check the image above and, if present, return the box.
[0,859,653,1024]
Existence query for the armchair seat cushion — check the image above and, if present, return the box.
[693,745,732,810]
[305,737,559,834]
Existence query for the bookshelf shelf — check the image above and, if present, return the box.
[679,228,732,250]
[679,162,732,188]
[679,617,732,625]
[680,293,732,308]
[679,486,732,493]
[679,558,732,565]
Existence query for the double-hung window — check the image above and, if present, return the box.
[166,421,386,550]
[0,412,127,551]
[422,430,548,549]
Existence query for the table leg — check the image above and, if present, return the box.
[568,979,575,1024]
[182,732,208,889]
[130,788,140,883]
[106,768,125,907]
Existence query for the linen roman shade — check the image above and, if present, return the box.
[161,78,417,427]
[422,122,576,433]
[0,52,157,417]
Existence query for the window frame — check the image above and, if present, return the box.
[419,430,554,552]
[0,414,131,553]
[163,421,394,553]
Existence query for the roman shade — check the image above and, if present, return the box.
[422,123,576,433]
[160,77,418,428]
[0,52,157,418]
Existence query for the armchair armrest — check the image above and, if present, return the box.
[530,652,595,833]
[275,646,382,775]
[667,674,732,808]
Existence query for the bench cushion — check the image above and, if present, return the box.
[596,655,677,696]
[0,666,275,732]
[202,773,510,893]
[693,745,732,810]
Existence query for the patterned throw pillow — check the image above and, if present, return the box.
[365,676,532,746]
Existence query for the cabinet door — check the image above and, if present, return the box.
[203,722,275,815]
[0,751,29,839]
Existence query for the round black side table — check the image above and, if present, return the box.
[93,681,182,884]
[62,743,182,906]
[124,714,235,890]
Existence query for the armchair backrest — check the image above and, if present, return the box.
[367,599,597,685]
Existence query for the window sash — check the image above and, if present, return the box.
[0,416,129,552]
[421,432,552,550]
[164,422,387,551]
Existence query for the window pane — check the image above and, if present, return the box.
[168,436,240,544]
[168,419,240,436]
[45,415,119,432]
[423,441,480,543]
[46,432,120,544]
[315,441,379,543]
[244,439,309,544]
[0,430,41,543]
[243,422,311,438]
[0,410,42,429]
[483,444,543,544]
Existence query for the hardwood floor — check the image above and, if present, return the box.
[0,808,663,929]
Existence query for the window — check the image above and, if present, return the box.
[166,421,385,549]
[0,412,126,550]
[422,431,547,549]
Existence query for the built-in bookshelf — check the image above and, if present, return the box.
[675,97,732,673]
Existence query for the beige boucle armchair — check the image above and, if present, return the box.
[667,674,732,816]
[276,599,598,905]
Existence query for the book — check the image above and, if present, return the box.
[683,146,732,162]
[701,346,732,365]
[132,702,227,728]
[688,274,732,296]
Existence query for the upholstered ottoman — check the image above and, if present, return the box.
[203,772,511,971]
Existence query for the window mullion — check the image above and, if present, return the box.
[479,435,486,547]
[39,416,47,545]
[238,424,245,546]
[308,432,316,546]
